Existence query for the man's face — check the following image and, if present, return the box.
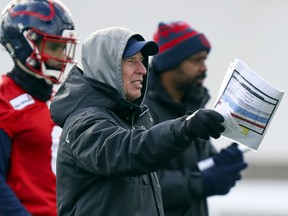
[173,50,208,92]
[36,40,68,70]
[122,52,147,102]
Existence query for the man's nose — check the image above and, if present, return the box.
[138,61,147,74]
[200,62,207,73]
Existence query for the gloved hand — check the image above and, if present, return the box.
[213,143,244,165]
[185,109,225,140]
[202,144,248,197]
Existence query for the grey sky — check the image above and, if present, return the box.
[1,1,288,214]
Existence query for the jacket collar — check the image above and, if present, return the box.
[147,73,210,111]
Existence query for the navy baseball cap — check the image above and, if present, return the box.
[123,37,159,58]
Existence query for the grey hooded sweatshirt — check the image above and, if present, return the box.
[50,27,194,216]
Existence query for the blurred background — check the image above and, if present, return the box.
[0,0,287,215]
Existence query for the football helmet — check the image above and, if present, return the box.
[0,0,79,84]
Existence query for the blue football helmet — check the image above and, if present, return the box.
[0,0,79,83]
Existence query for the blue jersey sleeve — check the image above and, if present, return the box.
[0,129,32,216]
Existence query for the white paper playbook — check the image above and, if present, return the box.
[214,58,284,151]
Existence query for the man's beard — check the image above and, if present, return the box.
[177,73,206,99]
[179,72,206,89]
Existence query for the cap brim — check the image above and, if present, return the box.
[123,40,159,58]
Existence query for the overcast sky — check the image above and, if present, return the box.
[0,0,287,164]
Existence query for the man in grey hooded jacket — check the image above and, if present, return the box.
[50,27,226,216]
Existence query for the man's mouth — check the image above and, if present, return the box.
[196,73,206,84]
[132,80,143,88]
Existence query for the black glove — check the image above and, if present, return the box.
[213,143,244,165]
[202,144,248,197]
[185,109,225,140]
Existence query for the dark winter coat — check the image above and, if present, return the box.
[144,72,217,216]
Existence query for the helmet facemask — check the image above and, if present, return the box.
[22,28,78,84]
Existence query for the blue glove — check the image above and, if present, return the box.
[185,109,225,140]
[213,143,244,165]
[202,143,248,197]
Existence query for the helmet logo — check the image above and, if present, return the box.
[9,1,55,21]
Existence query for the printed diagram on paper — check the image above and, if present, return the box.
[214,58,284,151]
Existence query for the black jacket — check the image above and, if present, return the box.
[144,72,217,216]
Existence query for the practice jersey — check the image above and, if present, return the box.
[0,75,60,216]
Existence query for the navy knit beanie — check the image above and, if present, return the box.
[152,21,211,73]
